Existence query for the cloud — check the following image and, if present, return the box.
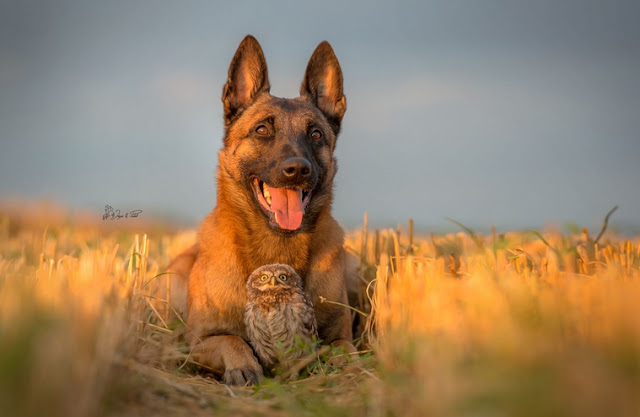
[346,74,470,134]
[149,70,217,110]
[0,54,24,86]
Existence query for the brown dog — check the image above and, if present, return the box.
[167,35,354,385]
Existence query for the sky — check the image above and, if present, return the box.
[1,1,639,232]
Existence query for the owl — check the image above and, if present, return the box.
[244,263,318,369]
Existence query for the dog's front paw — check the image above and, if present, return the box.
[223,367,263,386]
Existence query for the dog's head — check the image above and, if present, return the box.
[218,35,346,234]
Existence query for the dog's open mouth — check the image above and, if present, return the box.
[252,178,311,231]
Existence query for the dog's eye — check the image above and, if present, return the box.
[279,274,288,281]
[256,125,269,135]
[310,129,322,140]
[260,274,269,282]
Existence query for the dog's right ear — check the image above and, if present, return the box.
[222,35,270,125]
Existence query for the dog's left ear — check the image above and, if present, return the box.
[300,41,347,134]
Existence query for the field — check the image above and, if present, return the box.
[1,205,639,417]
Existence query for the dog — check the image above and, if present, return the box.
[166,35,355,386]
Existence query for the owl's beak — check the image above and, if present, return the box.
[270,276,276,286]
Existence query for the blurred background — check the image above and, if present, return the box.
[1,0,639,232]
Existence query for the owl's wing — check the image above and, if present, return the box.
[300,295,318,340]
[245,305,267,344]
[307,313,318,340]
[245,301,278,368]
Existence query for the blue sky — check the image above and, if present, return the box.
[1,1,639,231]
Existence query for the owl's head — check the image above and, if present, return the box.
[247,263,302,292]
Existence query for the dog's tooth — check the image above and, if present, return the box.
[263,186,271,199]
[266,195,272,205]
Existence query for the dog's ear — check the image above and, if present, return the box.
[300,41,347,134]
[222,35,270,124]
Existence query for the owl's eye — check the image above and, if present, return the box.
[260,274,269,282]
[279,274,288,281]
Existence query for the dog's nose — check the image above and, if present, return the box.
[282,157,312,181]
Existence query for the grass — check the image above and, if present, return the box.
[1,206,639,417]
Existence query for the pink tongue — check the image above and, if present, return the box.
[267,186,304,230]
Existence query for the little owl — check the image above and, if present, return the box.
[244,263,318,369]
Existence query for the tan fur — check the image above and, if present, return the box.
[164,243,197,318]
[166,35,355,385]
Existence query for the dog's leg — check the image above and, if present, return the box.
[190,335,263,386]
[331,304,357,353]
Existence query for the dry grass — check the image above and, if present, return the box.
[1,206,639,416]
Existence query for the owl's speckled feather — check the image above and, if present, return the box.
[244,263,317,369]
